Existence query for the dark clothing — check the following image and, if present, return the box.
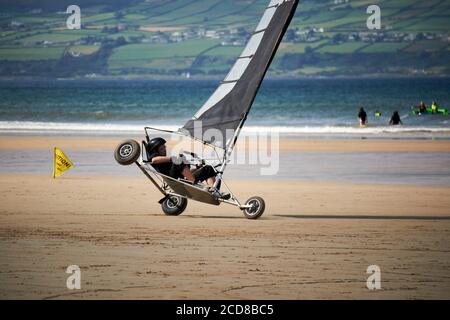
[390,113,402,125]
[148,152,217,183]
[358,110,367,124]
[148,152,187,179]
[192,165,216,183]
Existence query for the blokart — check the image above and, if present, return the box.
[114,127,265,219]
[114,0,299,219]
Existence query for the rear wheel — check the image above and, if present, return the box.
[243,196,265,219]
[114,139,140,165]
[161,195,188,216]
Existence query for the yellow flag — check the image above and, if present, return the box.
[53,147,74,178]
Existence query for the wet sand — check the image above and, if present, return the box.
[1,135,450,153]
[0,136,450,299]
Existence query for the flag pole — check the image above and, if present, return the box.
[53,147,56,179]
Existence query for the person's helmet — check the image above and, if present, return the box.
[147,137,166,153]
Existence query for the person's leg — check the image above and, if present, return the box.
[182,166,195,182]
[193,165,230,199]
[206,176,215,188]
[169,163,195,182]
[192,165,216,185]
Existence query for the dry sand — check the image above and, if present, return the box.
[0,136,449,299]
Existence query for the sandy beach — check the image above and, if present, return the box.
[0,136,450,299]
[2,135,450,152]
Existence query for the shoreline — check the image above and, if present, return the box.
[1,75,450,82]
[1,135,450,153]
[1,126,450,137]
[1,135,449,186]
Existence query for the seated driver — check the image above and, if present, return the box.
[146,137,229,199]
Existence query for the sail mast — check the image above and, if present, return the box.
[181,0,299,150]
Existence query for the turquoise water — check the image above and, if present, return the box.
[0,77,449,136]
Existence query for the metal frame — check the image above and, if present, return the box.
[137,126,252,210]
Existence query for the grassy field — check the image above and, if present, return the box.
[203,46,243,57]
[317,42,368,54]
[0,0,449,77]
[82,12,116,24]
[360,42,409,53]
[67,45,100,55]
[123,14,147,21]
[147,0,223,25]
[109,38,220,61]
[0,46,65,61]
[19,33,87,44]
[404,40,448,53]
[317,12,370,30]
[278,40,328,54]
[109,57,195,73]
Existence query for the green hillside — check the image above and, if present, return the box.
[0,0,449,78]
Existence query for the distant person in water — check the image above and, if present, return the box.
[358,107,367,126]
[418,101,426,113]
[389,111,403,125]
[431,101,438,113]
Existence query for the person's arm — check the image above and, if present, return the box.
[151,156,171,164]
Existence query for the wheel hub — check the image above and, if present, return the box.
[119,144,133,157]
[247,200,260,215]
[167,197,180,209]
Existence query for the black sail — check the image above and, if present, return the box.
[181,0,299,149]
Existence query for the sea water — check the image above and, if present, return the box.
[1,77,449,184]
[0,77,449,138]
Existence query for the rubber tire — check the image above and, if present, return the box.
[161,196,188,216]
[114,139,141,166]
[243,196,265,219]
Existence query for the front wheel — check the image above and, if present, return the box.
[114,139,140,165]
[161,195,188,216]
[243,196,265,219]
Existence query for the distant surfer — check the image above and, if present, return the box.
[431,101,438,114]
[389,111,403,125]
[358,107,367,127]
[418,101,426,114]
